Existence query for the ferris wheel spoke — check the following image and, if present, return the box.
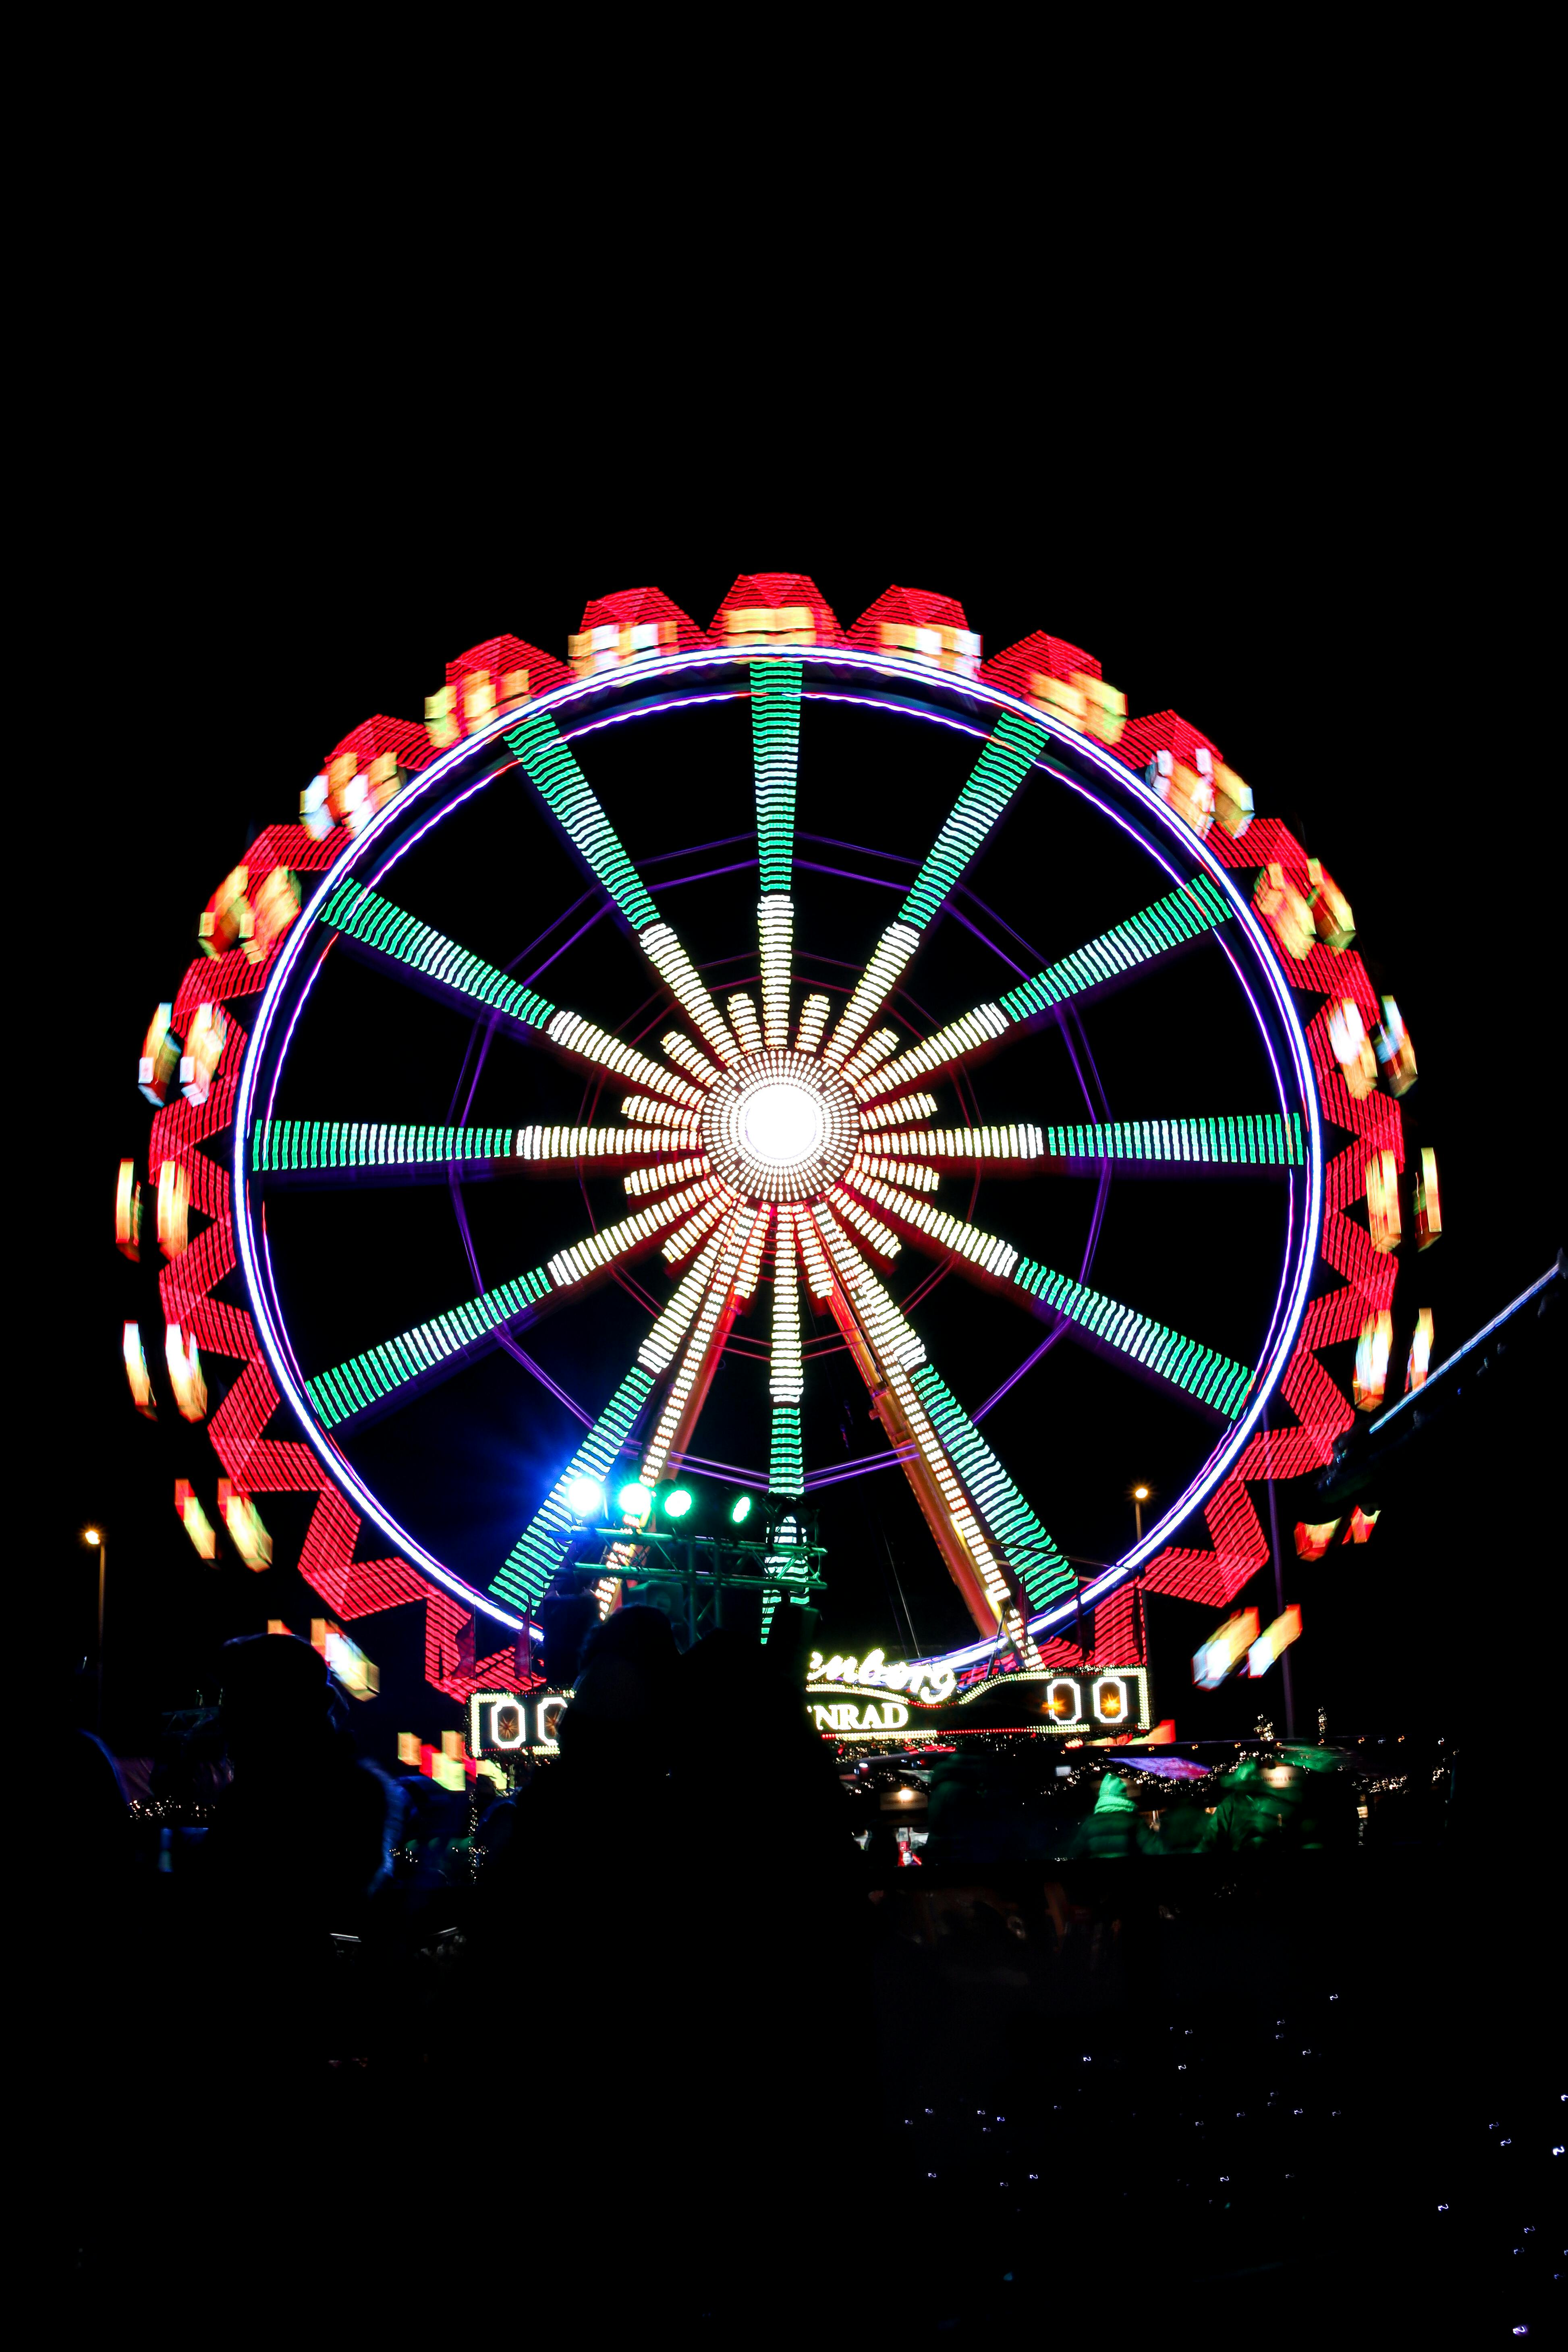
[490,1361,660,1614]
[821,711,1047,1070]
[506,708,741,1066]
[848,1178,1255,1421]
[302,1178,724,1433]
[249,1118,707,1186]
[639,1207,769,1485]
[850,1112,1305,1178]
[805,1206,1059,1661]
[316,881,702,1110]
[752,658,802,1049]
[858,874,1235,1101]
[769,1210,805,1498]
[486,1208,766,1612]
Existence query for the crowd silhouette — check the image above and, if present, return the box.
[48,1610,1446,2329]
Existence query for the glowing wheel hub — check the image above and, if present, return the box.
[740,1081,822,1166]
[703,1051,859,1203]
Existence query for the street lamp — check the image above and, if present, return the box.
[1130,1484,1151,1543]
[81,1526,106,1734]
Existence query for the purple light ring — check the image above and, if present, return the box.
[234,646,1322,1648]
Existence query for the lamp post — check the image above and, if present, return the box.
[1130,1484,1151,1543]
[81,1526,106,1736]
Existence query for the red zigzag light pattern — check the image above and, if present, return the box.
[150,819,525,1701]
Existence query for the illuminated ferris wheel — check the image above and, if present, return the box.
[128,574,1419,1703]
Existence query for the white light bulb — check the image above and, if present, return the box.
[739,1081,823,1169]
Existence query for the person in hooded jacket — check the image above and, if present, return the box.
[1205,1756,1285,1853]
[1069,1773,1154,1859]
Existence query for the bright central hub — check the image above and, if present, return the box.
[740,1081,823,1168]
[703,1049,861,1205]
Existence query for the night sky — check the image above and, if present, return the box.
[47,355,1562,1766]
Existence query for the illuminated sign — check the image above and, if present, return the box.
[468,1689,569,1755]
[805,1649,957,1704]
[809,1665,1151,1740]
[464,1661,1151,1753]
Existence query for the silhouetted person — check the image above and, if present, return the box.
[536,1589,602,1690]
[201,1634,396,1946]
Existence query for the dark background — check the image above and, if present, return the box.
[39,289,1561,1765]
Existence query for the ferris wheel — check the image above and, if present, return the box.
[127,574,1415,1703]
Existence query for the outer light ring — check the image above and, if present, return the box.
[234,644,1323,1653]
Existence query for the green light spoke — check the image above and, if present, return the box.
[823,710,1047,1070]
[752,659,801,893]
[1037,1112,1304,1168]
[305,1265,554,1431]
[908,1363,1074,1610]
[769,1404,804,1496]
[491,1363,656,1612]
[862,875,1234,1099]
[995,874,1232,1018]
[1013,1257,1255,1419]
[769,1213,805,1497]
[898,709,1047,930]
[251,1120,516,1178]
[507,707,738,1063]
[753,662,801,1049]
[320,880,558,1031]
[505,709,660,932]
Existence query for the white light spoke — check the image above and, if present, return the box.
[727,993,763,1055]
[663,1192,733,1262]
[795,994,831,1055]
[620,1093,701,1132]
[734,1204,772,1298]
[855,1178,1020,1281]
[810,1209,925,1371]
[861,1091,939,1131]
[546,1009,703,1108]
[840,1028,901,1089]
[639,1226,731,1371]
[662,1031,724,1088]
[513,1124,706,1168]
[871,1125,1044,1171]
[757,897,794,1048]
[641,922,740,1065]
[822,921,920,1068]
[641,1208,765,1481]
[861,1002,1010,1098]
[796,1211,834,1298]
[545,1178,716,1290]
[770,1213,804,1402]
[624,1155,709,1197]
[825,1187,901,1261]
[850,1157,940,1193]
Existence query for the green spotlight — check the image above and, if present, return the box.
[662,1487,694,1520]
[618,1481,652,1524]
[729,1494,754,1526]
